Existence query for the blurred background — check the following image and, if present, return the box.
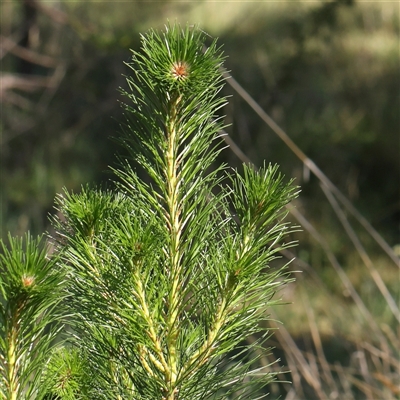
[1,0,399,399]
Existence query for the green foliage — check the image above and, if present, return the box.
[50,24,299,399]
[44,347,91,400]
[0,234,66,400]
[1,24,298,399]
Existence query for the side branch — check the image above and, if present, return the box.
[133,270,169,378]
[184,297,227,378]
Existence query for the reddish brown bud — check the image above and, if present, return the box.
[171,61,189,80]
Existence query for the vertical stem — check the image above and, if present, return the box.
[6,303,22,400]
[165,93,183,394]
[7,336,17,400]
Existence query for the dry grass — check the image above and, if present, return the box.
[222,68,399,400]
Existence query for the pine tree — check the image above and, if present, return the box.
[1,23,299,399]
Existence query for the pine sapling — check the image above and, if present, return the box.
[2,23,299,399]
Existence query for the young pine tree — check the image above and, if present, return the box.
[1,24,299,399]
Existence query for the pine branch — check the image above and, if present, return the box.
[0,234,66,400]
[48,23,300,399]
